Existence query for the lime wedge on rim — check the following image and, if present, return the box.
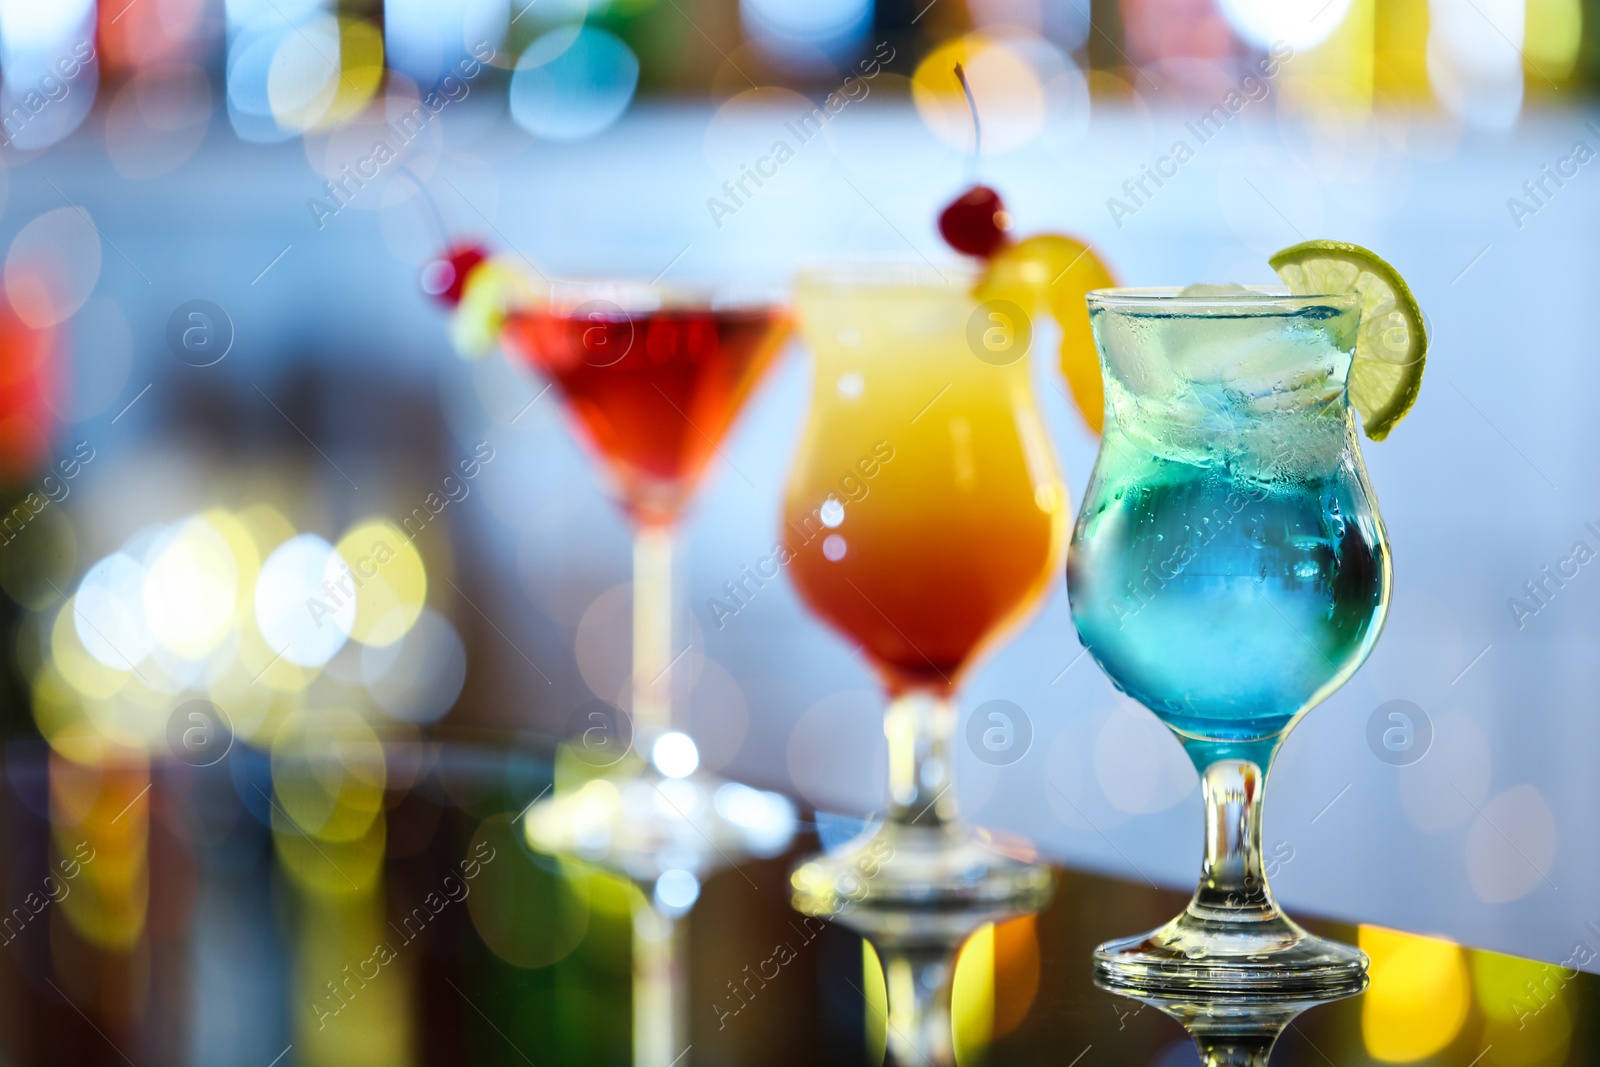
[452,254,546,361]
[1269,240,1426,441]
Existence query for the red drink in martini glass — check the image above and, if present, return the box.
[502,281,789,742]
[501,279,794,1065]
[503,286,789,527]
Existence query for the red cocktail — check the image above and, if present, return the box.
[429,248,797,1067]
[503,299,789,526]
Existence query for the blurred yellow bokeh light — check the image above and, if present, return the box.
[318,18,386,129]
[334,518,427,647]
[50,595,128,703]
[266,14,342,134]
[1360,925,1470,1061]
[271,707,388,844]
[912,33,1048,154]
[1526,0,1583,79]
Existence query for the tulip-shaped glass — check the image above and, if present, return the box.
[1068,288,1389,992]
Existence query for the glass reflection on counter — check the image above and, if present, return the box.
[2,742,1599,1066]
[1096,976,1365,1067]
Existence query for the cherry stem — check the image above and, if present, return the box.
[953,62,982,159]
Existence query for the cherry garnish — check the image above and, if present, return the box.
[938,185,1011,259]
[422,241,489,306]
[936,64,1011,259]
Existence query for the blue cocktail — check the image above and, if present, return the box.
[1068,287,1389,991]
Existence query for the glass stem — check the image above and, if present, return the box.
[633,524,676,748]
[885,692,959,832]
[884,947,955,1067]
[1187,758,1280,924]
[1191,1035,1278,1067]
[633,903,687,1067]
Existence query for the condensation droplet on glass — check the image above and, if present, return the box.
[822,534,846,562]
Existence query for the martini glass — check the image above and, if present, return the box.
[782,262,1065,919]
[503,278,797,1063]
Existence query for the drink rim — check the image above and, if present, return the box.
[795,259,980,290]
[1087,286,1359,316]
[540,277,788,315]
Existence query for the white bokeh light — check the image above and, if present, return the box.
[0,0,98,153]
[1427,0,1526,130]
[713,782,798,856]
[255,533,354,667]
[224,0,333,142]
[652,731,700,779]
[1218,0,1353,50]
[75,553,155,671]
[264,14,341,131]
[0,0,99,153]
[740,0,872,70]
[385,0,508,86]
[0,0,93,50]
[653,868,701,915]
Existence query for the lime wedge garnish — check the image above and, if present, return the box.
[1269,239,1426,441]
[453,255,546,361]
[977,234,1116,434]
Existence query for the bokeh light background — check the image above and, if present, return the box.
[0,0,1598,1064]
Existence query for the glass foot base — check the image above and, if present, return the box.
[1095,909,1368,995]
[523,763,796,886]
[791,824,1052,941]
